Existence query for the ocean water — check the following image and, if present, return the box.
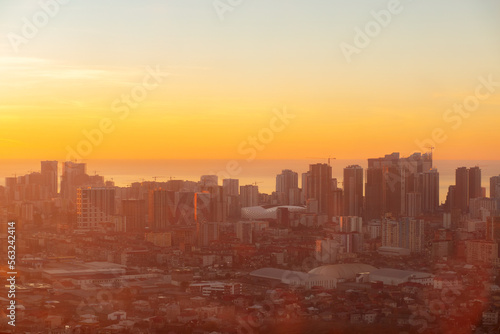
[1,159,499,204]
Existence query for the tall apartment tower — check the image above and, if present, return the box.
[195,191,214,224]
[175,191,196,225]
[421,168,439,213]
[309,163,333,217]
[491,175,500,199]
[61,161,87,201]
[301,171,311,205]
[381,218,425,253]
[455,167,469,213]
[343,165,363,217]
[200,175,218,187]
[468,167,482,200]
[223,178,240,221]
[364,152,435,220]
[240,185,259,208]
[276,169,299,205]
[77,187,115,230]
[223,179,239,196]
[198,221,219,247]
[149,189,176,230]
[41,160,58,197]
[452,167,482,213]
[122,199,146,232]
[365,153,402,220]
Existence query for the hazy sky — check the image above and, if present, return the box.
[0,0,499,160]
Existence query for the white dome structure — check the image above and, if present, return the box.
[248,263,377,290]
[308,263,377,280]
[241,205,306,220]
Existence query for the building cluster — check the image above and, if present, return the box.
[1,153,500,333]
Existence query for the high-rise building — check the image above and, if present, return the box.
[235,220,268,244]
[444,185,456,212]
[330,188,343,217]
[41,160,58,197]
[330,232,364,254]
[198,221,219,247]
[223,179,239,196]
[486,216,500,242]
[469,167,482,200]
[421,168,439,213]
[408,218,425,254]
[175,191,195,225]
[339,216,363,233]
[301,171,311,205]
[276,169,299,205]
[61,161,87,201]
[308,163,333,217]
[454,167,469,213]
[490,176,500,199]
[451,167,482,214]
[343,165,363,217]
[200,175,218,187]
[381,219,399,248]
[195,191,214,223]
[240,185,259,208]
[236,221,253,244]
[122,199,146,232]
[166,179,184,192]
[470,198,497,220]
[366,153,402,220]
[381,217,425,253]
[4,177,17,202]
[149,189,175,230]
[365,166,385,220]
[277,207,290,226]
[406,192,422,218]
[365,152,434,220]
[465,240,498,265]
[77,187,115,230]
[222,179,239,221]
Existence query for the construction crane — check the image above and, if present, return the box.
[425,145,435,155]
[252,181,263,186]
[425,145,435,168]
[152,176,163,182]
[306,156,336,166]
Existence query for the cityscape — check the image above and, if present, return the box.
[1,0,499,333]
[0,154,500,333]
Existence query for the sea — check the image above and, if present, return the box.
[1,159,499,204]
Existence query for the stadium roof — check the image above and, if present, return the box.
[370,268,433,280]
[241,205,306,219]
[308,263,377,280]
[250,267,309,283]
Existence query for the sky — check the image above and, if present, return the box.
[0,0,499,161]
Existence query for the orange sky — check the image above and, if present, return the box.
[0,1,499,161]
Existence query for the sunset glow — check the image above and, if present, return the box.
[1,0,499,160]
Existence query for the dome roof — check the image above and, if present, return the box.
[241,205,306,219]
[250,267,308,282]
[308,263,377,280]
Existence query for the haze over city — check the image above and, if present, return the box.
[1,0,500,333]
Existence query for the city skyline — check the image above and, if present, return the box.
[2,157,500,199]
[4,154,499,204]
[1,1,500,332]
